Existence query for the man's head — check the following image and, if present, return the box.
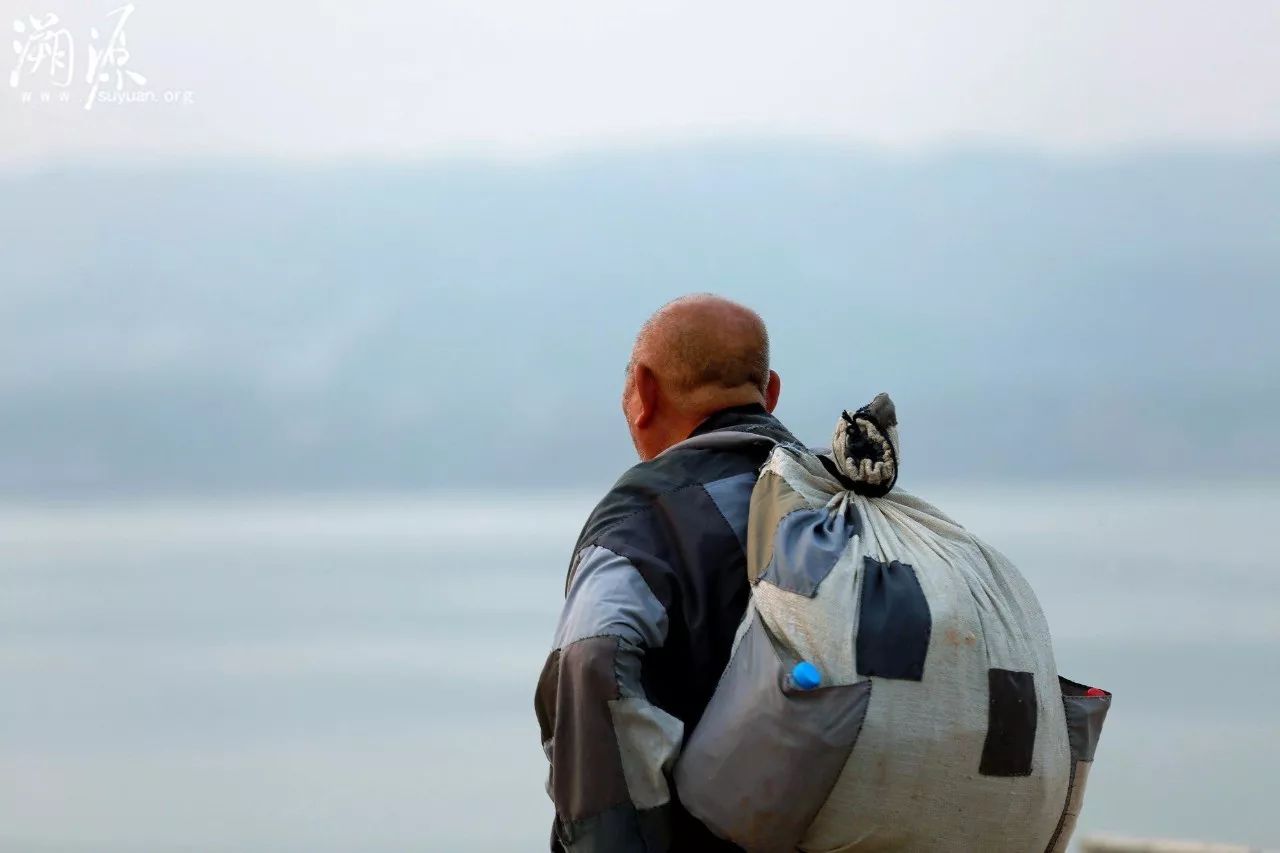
[622,294,781,461]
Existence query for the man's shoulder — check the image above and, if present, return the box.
[572,442,766,560]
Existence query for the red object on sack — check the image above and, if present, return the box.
[1085,687,1108,697]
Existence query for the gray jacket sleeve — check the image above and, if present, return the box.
[534,545,683,852]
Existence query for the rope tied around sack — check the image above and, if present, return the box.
[829,392,900,497]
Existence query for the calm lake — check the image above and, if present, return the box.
[2,484,1277,851]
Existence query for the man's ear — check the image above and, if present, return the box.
[764,370,782,413]
[634,363,659,428]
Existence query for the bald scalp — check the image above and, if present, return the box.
[630,294,770,407]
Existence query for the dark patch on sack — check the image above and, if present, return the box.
[856,557,931,681]
[980,668,1038,777]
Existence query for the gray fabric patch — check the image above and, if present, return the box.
[746,470,810,585]
[1043,679,1110,852]
[608,697,684,811]
[551,636,631,823]
[702,471,757,550]
[554,545,668,650]
[758,504,859,598]
[1059,677,1111,762]
[674,612,872,853]
[612,645,645,700]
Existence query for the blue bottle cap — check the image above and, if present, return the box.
[791,661,822,690]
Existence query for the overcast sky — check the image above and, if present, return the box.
[3,0,1279,170]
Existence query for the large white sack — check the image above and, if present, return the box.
[675,395,1111,853]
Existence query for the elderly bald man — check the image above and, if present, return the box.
[535,295,799,852]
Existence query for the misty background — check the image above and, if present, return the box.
[3,1,1279,851]
[3,147,1278,495]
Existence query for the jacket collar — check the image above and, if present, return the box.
[689,402,796,444]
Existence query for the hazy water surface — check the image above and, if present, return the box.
[2,485,1278,852]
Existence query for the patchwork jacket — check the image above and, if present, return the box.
[534,404,800,853]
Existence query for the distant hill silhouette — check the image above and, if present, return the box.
[2,144,1277,494]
